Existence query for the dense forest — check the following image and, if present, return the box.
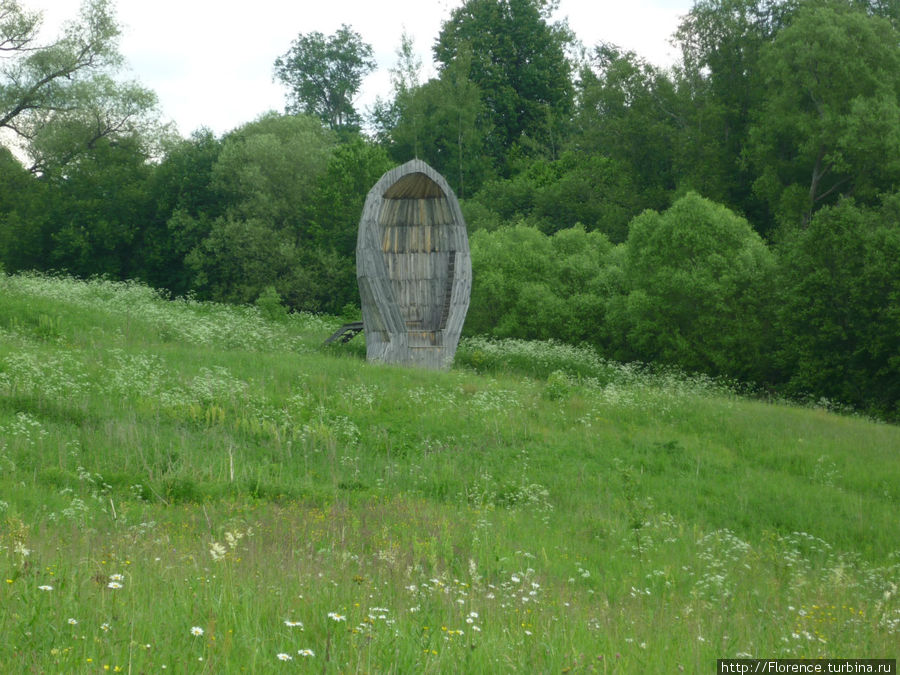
[1,0,899,420]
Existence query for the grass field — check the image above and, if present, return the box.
[1,272,898,673]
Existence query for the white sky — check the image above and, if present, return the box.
[29,0,693,137]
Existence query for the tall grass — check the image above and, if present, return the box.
[1,272,897,672]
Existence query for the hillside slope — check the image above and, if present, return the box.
[1,273,897,672]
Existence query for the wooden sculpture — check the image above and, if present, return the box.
[356,159,471,369]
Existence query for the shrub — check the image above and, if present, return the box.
[607,192,777,382]
[467,224,614,346]
[776,197,900,419]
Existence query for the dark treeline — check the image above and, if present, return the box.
[1,0,899,420]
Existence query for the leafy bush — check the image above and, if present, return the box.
[606,192,777,382]
[776,197,900,419]
[466,224,614,346]
[466,152,643,241]
[255,286,287,322]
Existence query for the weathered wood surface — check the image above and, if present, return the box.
[356,159,472,369]
[323,322,364,345]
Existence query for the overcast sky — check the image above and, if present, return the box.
[31,0,693,137]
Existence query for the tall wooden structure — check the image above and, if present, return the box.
[356,159,471,369]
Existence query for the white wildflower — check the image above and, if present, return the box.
[209,542,226,561]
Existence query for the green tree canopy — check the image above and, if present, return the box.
[467,224,614,344]
[43,135,152,278]
[574,44,678,218]
[671,0,797,229]
[467,151,641,242]
[182,115,390,314]
[776,196,900,417]
[388,51,492,197]
[0,144,47,270]
[1,0,162,173]
[211,112,335,231]
[434,0,573,171]
[369,31,422,151]
[372,32,494,196]
[608,193,777,381]
[138,129,224,295]
[274,24,375,133]
[305,137,392,258]
[745,1,900,227]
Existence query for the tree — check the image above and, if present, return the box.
[210,112,335,232]
[531,152,641,242]
[1,0,118,132]
[577,45,677,189]
[41,134,153,279]
[183,113,358,311]
[776,196,900,418]
[274,24,375,133]
[467,224,614,345]
[433,0,573,172]
[1,0,161,172]
[185,215,300,306]
[0,144,47,270]
[306,136,392,258]
[607,193,777,381]
[24,74,163,175]
[744,1,900,227]
[467,151,641,242]
[672,0,797,230]
[574,44,679,223]
[303,137,393,311]
[369,31,422,151]
[138,129,224,295]
[388,50,492,196]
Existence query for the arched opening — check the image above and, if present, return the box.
[377,173,456,333]
[382,172,444,199]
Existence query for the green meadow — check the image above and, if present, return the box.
[1,272,897,673]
